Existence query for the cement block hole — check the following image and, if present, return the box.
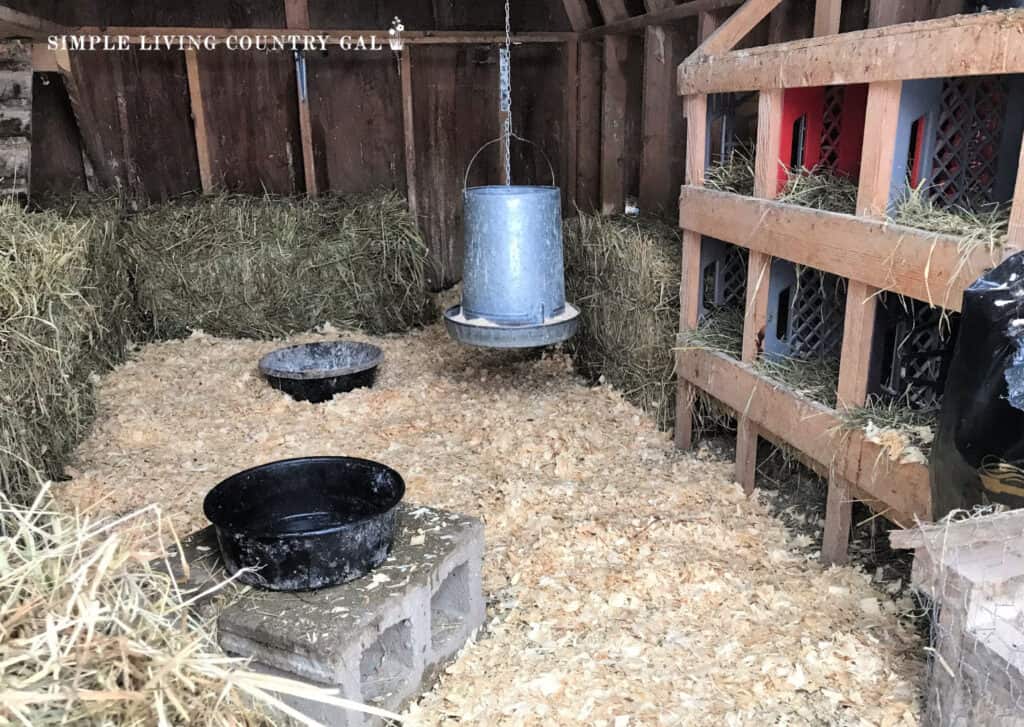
[431,562,470,652]
[360,618,415,706]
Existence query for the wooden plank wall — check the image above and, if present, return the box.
[29,72,86,195]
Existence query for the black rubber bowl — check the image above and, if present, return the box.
[203,456,405,591]
[258,341,383,403]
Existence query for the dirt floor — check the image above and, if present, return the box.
[60,324,923,726]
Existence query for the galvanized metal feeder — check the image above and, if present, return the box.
[443,12,579,349]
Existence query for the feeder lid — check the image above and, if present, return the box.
[258,341,383,381]
[443,303,579,349]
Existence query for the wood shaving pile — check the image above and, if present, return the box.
[59,324,924,725]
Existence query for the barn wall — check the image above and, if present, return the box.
[0,40,30,195]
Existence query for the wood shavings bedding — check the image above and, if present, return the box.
[58,324,923,726]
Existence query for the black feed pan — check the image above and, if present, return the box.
[204,456,405,591]
[259,341,383,403]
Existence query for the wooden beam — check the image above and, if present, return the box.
[581,0,742,38]
[596,0,631,24]
[677,348,931,526]
[677,187,1003,311]
[184,49,213,193]
[566,40,579,211]
[1009,130,1024,249]
[813,0,842,36]
[674,93,708,450]
[600,35,630,214]
[284,0,310,30]
[31,43,58,72]
[400,50,418,221]
[294,53,318,196]
[576,42,603,212]
[0,7,64,39]
[693,0,784,57]
[73,28,574,45]
[678,10,1024,94]
[562,0,596,30]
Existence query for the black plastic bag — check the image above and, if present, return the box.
[931,251,1024,519]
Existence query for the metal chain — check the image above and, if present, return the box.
[500,0,512,185]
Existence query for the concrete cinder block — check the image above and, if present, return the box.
[206,506,484,726]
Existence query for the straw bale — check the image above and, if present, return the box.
[563,213,681,429]
[59,324,925,725]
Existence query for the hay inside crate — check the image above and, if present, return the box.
[563,212,681,429]
[57,324,927,725]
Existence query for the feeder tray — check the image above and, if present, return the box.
[203,456,405,591]
[258,341,383,403]
[444,303,580,349]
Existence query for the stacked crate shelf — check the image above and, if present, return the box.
[674,8,1024,564]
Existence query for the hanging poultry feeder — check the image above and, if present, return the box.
[443,39,579,349]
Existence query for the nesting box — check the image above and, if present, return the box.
[890,74,1024,211]
[697,237,748,318]
[762,262,847,362]
[775,84,869,195]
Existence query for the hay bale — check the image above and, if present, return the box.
[564,213,681,429]
[123,191,434,339]
[0,200,137,502]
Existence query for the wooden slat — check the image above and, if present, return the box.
[566,41,579,211]
[562,0,595,30]
[284,0,310,29]
[400,50,418,221]
[693,0,784,57]
[677,187,1002,312]
[73,28,574,44]
[678,10,1024,94]
[0,7,64,39]
[294,53,318,197]
[600,34,629,214]
[576,41,603,212]
[677,348,931,525]
[813,0,842,36]
[184,48,213,193]
[1010,130,1024,249]
[674,93,708,451]
[582,0,743,38]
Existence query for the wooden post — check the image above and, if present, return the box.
[674,94,708,450]
[566,40,579,211]
[695,0,784,56]
[813,0,842,36]
[597,0,630,215]
[284,0,310,29]
[639,23,687,215]
[184,48,213,193]
[577,42,602,211]
[821,79,903,565]
[1008,130,1024,249]
[286,0,317,196]
[400,50,418,220]
[731,88,783,493]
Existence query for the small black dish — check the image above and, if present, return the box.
[203,456,405,591]
[258,341,383,403]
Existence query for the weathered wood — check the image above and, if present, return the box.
[284,0,310,29]
[822,477,853,564]
[639,21,695,215]
[195,48,303,194]
[74,27,573,44]
[581,0,743,38]
[693,0,784,56]
[185,48,212,192]
[410,45,500,290]
[30,43,57,71]
[678,10,1024,94]
[562,0,595,31]
[29,71,86,197]
[295,54,317,196]
[1009,131,1024,249]
[601,33,629,214]
[566,40,579,211]
[305,49,404,195]
[674,93,707,451]
[677,187,1002,311]
[677,348,931,525]
[576,40,602,212]
[813,0,842,35]
[401,50,417,221]
[0,6,64,39]
[509,44,567,191]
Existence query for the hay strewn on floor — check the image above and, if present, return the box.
[0,201,137,502]
[564,213,681,429]
[0,486,400,725]
[0,192,431,503]
[123,191,434,339]
[60,325,923,725]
